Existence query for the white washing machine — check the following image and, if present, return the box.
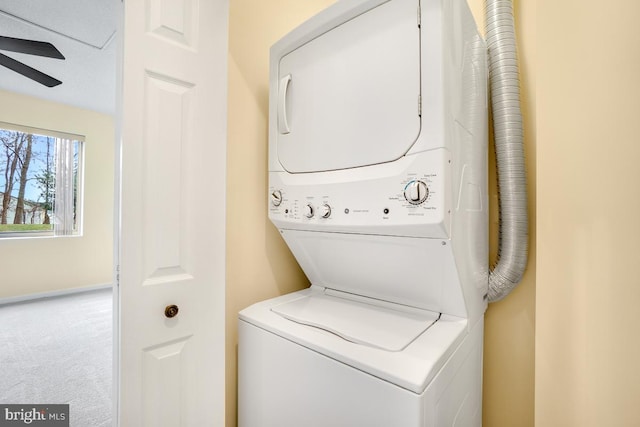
[239,0,488,425]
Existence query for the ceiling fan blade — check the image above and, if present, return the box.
[0,36,65,60]
[0,53,62,87]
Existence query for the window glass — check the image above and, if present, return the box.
[0,125,83,237]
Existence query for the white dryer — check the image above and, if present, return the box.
[239,0,488,425]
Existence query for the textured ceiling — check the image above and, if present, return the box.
[0,1,117,114]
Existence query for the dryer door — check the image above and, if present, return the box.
[277,0,421,173]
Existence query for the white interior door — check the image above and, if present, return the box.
[117,0,228,425]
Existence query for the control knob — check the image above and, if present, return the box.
[319,204,331,218]
[404,180,429,205]
[270,190,283,206]
[304,204,314,218]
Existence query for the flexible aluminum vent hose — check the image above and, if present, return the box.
[485,0,528,302]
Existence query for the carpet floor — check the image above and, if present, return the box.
[0,288,112,427]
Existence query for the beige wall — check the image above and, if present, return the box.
[0,90,114,299]
[226,1,536,426]
[536,0,640,425]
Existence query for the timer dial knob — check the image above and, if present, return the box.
[304,204,314,218]
[319,204,331,218]
[404,180,429,205]
[270,190,283,206]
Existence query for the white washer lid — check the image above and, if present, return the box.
[271,291,439,352]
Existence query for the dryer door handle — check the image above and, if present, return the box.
[278,74,292,134]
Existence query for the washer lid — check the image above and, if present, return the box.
[271,291,439,352]
[276,0,421,173]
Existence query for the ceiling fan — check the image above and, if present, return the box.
[0,35,65,88]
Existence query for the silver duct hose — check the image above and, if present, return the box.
[485,0,529,302]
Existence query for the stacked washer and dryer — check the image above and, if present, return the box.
[238,0,521,425]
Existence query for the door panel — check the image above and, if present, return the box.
[277,0,421,173]
[118,0,228,425]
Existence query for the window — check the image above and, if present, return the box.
[0,123,84,237]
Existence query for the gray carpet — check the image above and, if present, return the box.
[0,288,112,427]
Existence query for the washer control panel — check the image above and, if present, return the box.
[269,150,451,238]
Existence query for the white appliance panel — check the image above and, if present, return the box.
[269,149,450,239]
[271,291,440,351]
[239,287,470,394]
[238,290,484,426]
[277,0,421,173]
[238,319,425,427]
[280,230,468,317]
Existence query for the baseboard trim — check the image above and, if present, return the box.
[0,283,113,306]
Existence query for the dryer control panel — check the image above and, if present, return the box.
[269,149,451,239]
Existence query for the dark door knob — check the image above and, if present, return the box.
[165,304,179,318]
